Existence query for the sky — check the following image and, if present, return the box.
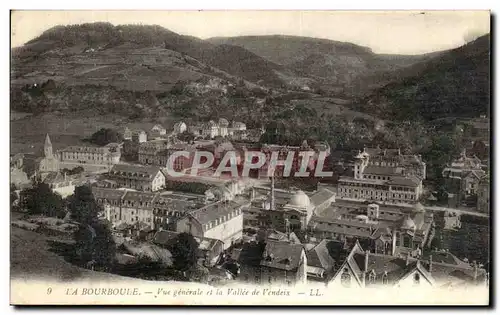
[10,10,490,55]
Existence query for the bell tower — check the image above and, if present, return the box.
[44,134,53,158]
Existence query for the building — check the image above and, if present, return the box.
[244,181,336,233]
[10,154,30,188]
[477,175,490,213]
[173,121,187,134]
[442,149,486,205]
[175,200,247,249]
[218,118,229,137]
[232,239,307,285]
[123,127,133,140]
[58,143,121,171]
[328,241,488,288]
[337,148,425,204]
[138,139,170,166]
[257,140,331,179]
[310,200,433,258]
[132,130,148,143]
[153,230,224,266]
[306,239,348,282]
[92,187,203,231]
[39,134,60,173]
[42,172,85,198]
[149,124,167,139]
[107,164,166,192]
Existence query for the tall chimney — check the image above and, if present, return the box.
[270,171,276,211]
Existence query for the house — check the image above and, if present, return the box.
[153,230,224,266]
[108,164,166,192]
[42,172,85,198]
[442,149,485,205]
[173,121,187,134]
[232,240,307,285]
[150,124,167,138]
[306,239,348,282]
[328,241,487,288]
[477,175,490,213]
[175,200,247,249]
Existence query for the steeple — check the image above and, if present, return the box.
[44,134,53,158]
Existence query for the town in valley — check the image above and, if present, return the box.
[10,12,490,301]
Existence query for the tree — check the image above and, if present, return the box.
[88,128,123,146]
[21,181,65,218]
[177,131,196,143]
[68,185,100,226]
[70,185,116,269]
[10,184,18,210]
[169,232,199,272]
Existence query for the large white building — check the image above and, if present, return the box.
[58,143,121,170]
[175,200,248,249]
[107,164,166,192]
[337,148,425,204]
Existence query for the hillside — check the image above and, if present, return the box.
[357,34,490,121]
[208,35,436,93]
[12,23,294,89]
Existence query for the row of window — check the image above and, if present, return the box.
[203,209,242,230]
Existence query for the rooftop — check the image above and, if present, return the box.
[260,240,304,271]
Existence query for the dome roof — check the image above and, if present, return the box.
[288,190,311,208]
[401,216,416,230]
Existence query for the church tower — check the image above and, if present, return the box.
[44,134,53,158]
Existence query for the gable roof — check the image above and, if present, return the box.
[306,239,346,271]
[109,164,164,180]
[260,240,304,271]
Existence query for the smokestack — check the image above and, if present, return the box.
[270,170,276,211]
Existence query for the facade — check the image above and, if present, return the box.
[58,143,121,168]
[107,164,166,192]
[329,241,487,288]
[42,172,85,198]
[173,121,187,134]
[132,130,148,143]
[233,240,307,285]
[244,182,336,233]
[337,148,425,204]
[175,200,247,249]
[257,140,331,179]
[150,124,167,138]
[310,200,433,258]
[138,139,170,166]
[477,175,490,213]
[442,149,486,205]
[92,187,201,231]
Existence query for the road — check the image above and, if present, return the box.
[424,206,489,218]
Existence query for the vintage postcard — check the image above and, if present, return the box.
[10,10,491,306]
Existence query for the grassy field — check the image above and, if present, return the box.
[10,110,177,155]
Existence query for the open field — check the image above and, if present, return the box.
[10,110,178,155]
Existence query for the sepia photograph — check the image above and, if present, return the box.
[9,10,491,306]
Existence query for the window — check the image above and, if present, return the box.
[413,273,420,285]
[382,272,389,285]
[341,268,351,287]
[368,270,376,285]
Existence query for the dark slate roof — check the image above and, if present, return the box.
[153,230,223,252]
[306,239,346,271]
[364,165,400,176]
[109,164,163,180]
[122,191,158,204]
[260,240,304,271]
[92,187,127,200]
[387,176,420,187]
[231,242,266,267]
